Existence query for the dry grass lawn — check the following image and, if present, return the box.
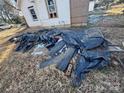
[106,3,124,15]
[0,27,26,63]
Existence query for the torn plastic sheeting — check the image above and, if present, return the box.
[31,44,49,56]
[71,56,86,87]
[49,40,66,56]
[38,47,76,69]
[44,29,62,38]
[38,30,62,43]
[82,37,105,49]
[16,41,34,52]
[10,30,60,52]
[10,29,113,87]
[81,50,110,61]
[71,54,110,87]
[10,29,105,52]
[41,35,60,49]
[61,31,105,49]
[62,33,80,47]
[14,33,40,52]
[15,40,34,52]
[56,47,77,71]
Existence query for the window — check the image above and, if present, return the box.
[46,0,57,18]
[28,6,38,21]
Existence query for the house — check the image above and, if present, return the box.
[17,0,89,28]
[89,0,101,11]
[89,0,95,11]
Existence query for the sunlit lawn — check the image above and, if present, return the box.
[0,27,25,63]
[106,3,124,15]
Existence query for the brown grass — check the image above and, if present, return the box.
[0,27,26,63]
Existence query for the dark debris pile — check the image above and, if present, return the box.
[10,29,120,87]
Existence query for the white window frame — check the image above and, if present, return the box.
[28,6,38,21]
[46,0,58,18]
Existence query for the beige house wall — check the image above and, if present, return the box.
[70,0,89,26]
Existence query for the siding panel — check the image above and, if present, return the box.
[70,0,89,25]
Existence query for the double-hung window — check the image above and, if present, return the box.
[46,0,58,18]
[28,6,38,21]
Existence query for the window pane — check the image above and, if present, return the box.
[50,13,53,18]
[46,0,57,18]
[32,15,38,20]
[54,13,57,17]
[48,0,54,5]
[30,9,35,15]
[28,6,38,21]
[49,5,55,12]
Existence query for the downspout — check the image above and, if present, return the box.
[70,0,72,26]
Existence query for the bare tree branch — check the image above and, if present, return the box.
[4,0,21,11]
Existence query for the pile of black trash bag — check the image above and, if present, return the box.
[10,29,111,87]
